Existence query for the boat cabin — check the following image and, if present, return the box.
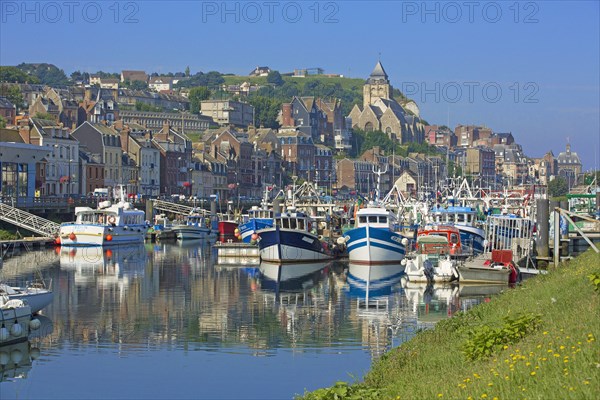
[185,214,209,227]
[418,225,462,253]
[430,206,478,225]
[416,235,450,255]
[355,207,396,230]
[74,207,144,226]
[274,212,312,232]
[249,207,274,220]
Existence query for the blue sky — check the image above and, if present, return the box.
[1,1,598,169]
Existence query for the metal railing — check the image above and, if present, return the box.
[0,202,60,237]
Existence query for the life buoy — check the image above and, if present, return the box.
[107,216,116,225]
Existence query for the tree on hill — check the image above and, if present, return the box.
[248,96,281,129]
[267,70,284,86]
[548,176,569,198]
[93,71,120,79]
[123,80,148,90]
[188,87,212,113]
[174,71,224,89]
[0,66,39,83]
[0,115,6,128]
[0,84,25,112]
[185,66,190,77]
[70,71,90,83]
[33,112,56,121]
[16,63,69,86]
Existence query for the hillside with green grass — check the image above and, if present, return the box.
[299,249,600,399]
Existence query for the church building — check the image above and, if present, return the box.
[348,61,425,144]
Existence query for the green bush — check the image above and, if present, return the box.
[298,382,381,400]
[588,273,600,292]
[463,313,542,361]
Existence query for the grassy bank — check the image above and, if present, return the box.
[300,250,600,399]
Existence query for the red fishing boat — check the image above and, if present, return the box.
[218,220,238,242]
[417,225,463,256]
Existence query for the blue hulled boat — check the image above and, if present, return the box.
[238,206,274,243]
[257,211,333,262]
[429,206,486,254]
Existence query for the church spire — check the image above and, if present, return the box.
[369,61,388,81]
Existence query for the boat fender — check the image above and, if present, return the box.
[0,351,9,365]
[0,327,9,341]
[30,347,41,360]
[10,323,22,337]
[108,216,116,225]
[10,349,23,364]
[29,318,41,330]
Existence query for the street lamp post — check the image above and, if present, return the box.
[68,158,75,196]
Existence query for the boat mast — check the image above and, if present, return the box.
[372,164,388,204]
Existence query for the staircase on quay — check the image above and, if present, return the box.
[152,199,210,216]
[0,202,60,238]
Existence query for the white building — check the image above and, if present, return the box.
[20,118,80,196]
[149,77,173,92]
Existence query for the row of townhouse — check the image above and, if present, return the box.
[335,147,448,197]
[280,96,351,151]
[2,118,338,201]
[8,118,192,198]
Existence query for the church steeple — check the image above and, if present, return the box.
[368,61,389,83]
[364,60,392,107]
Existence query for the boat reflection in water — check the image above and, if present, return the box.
[259,261,330,295]
[0,315,53,382]
[346,263,407,360]
[403,281,507,330]
[59,245,147,286]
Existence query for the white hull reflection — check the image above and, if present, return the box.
[259,261,329,293]
[59,244,147,286]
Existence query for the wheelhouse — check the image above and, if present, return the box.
[430,206,478,225]
[274,212,311,232]
[355,207,396,229]
[249,208,273,220]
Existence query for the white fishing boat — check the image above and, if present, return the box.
[343,166,407,266]
[404,235,458,283]
[0,297,41,346]
[171,214,216,241]
[59,188,147,246]
[0,283,53,314]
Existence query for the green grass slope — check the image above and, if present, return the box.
[300,249,600,399]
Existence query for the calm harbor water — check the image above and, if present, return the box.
[0,242,501,399]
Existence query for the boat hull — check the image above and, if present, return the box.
[456,265,510,284]
[239,219,272,243]
[218,221,238,242]
[8,291,54,314]
[456,225,486,254]
[59,224,147,246]
[345,225,406,265]
[257,226,332,262]
[0,302,33,345]
[405,257,457,283]
[172,225,214,241]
